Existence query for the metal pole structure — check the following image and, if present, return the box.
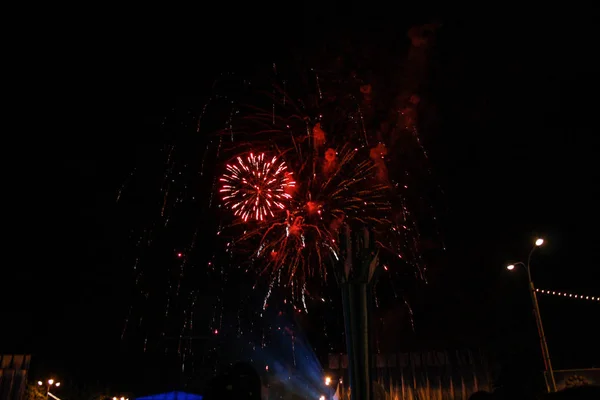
[337,225,380,400]
[525,247,557,393]
[341,282,372,400]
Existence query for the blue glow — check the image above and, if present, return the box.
[136,392,202,400]
[249,315,329,400]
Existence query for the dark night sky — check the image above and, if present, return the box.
[4,5,599,396]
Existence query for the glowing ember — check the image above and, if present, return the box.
[220,153,295,221]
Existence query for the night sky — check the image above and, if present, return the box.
[4,6,599,397]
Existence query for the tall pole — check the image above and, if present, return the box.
[525,247,557,393]
[341,281,372,400]
[337,225,379,400]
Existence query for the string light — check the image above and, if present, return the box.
[535,288,599,302]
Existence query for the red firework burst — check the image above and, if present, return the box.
[220,153,295,221]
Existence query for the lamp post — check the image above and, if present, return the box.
[506,237,557,392]
[37,379,61,400]
[324,376,333,400]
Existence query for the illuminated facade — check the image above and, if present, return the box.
[0,355,30,400]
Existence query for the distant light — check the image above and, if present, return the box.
[506,264,515,271]
[214,329,218,334]
[48,380,54,385]
[319,396,326,400]
[535,238,544,246]
[325,376,331,386]
[265,365,269,371]
[55,382,60,387]
[177,252,183,258]
[38,381,43,386]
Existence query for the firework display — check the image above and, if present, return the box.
[210,66,431,309]
[220,153,295,221]
[230,144,391,287]
[116,25,441,382]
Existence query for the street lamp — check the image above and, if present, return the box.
[37,379,61,400]
[323,376,333,400]
[506,237,557,393]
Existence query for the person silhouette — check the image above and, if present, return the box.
[230,362,261,400]
[468,391,494,400]
[204,362,261,400]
